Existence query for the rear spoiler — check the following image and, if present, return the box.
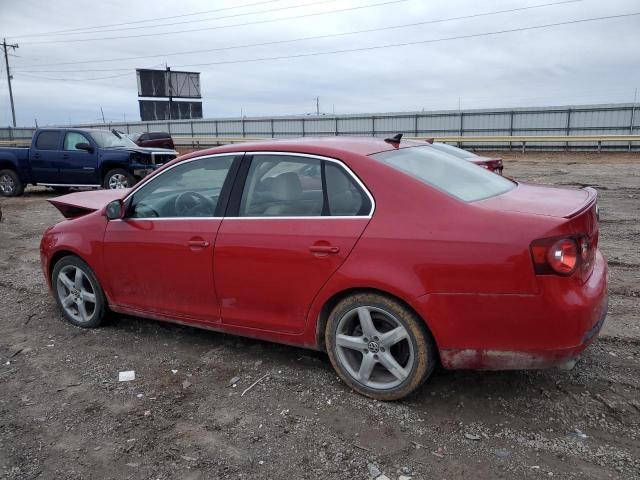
[564,187,597,219]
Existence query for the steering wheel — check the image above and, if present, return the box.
[174,191,214,217]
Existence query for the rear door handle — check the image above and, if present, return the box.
[187,239,210,248]
[309,245,340,255]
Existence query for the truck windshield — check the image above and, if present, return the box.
[371,146,514,202]
[89,130,138,148]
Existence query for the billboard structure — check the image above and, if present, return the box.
[136,68,203,121]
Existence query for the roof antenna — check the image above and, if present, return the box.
[384,133,403,144]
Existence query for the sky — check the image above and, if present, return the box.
[0,0,639,126]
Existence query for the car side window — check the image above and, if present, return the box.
[128,155,235,219]
[64,132,91,151]
[35,131,61,150]
[240,156,322,217]
[325,162,368,216]
[239,155,371,217]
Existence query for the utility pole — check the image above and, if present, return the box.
[2,38,19,127]
[100,106,106,123]
[315,96,320,116]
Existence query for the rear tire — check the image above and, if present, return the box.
[52,256,106,328]
[103,168,135,189]
[325,292,436,401]
[0,169,24,197]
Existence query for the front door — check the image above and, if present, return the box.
[214,153,373,333]
[102,153,239,323]
[60,131,99,185]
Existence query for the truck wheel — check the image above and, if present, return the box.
[103,169,135,189]
[0,169,24,197]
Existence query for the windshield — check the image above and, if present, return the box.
[371,146,514,202]
[429,143,477,159]
[89,130,138,148]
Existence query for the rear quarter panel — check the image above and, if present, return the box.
[0,148,31,182]
[304,155,566,348]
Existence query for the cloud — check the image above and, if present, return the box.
[1,0,639,126]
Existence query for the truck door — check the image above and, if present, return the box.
[60,131,99,185]
[30,130,62,184]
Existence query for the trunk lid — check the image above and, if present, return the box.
[48,189,130,219]
[475,183,597,218]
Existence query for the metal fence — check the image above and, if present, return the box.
[1,103,638,150]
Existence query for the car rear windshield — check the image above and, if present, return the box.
[371,146,514,202]
[429,142,478,159]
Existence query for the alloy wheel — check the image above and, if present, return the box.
[334,306,414,390]
[0,174,15,194]
[56,265,97,324]
[108,173,129,189]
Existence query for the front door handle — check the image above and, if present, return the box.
[187,239,210,248]
[309,245,340,255]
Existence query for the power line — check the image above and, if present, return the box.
[17,0,407,45]
[19,0,342,38]
[13,11,639,80]
[14,0,582,70]
[6,0,285,38]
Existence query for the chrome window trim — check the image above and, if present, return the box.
[117,150,375,221]
[231,151,375,219]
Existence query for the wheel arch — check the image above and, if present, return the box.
[314,287,440,355]
[99,162,130,182]
[49,249,86,282]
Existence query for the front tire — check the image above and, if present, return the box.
[325,293,436,401]
[0,169,24,197]
[52,256,106,328]
[103,168,135,189]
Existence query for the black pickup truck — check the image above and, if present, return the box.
[0,128,178,196]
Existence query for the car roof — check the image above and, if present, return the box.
[182,136,429,160]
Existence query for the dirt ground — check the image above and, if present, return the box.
[0,152,638,480]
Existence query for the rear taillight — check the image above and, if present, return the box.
[530,235,592,276]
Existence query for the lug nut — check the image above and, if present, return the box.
[364,349,369,354]
[380,347,385,352]
[373,354,379,360]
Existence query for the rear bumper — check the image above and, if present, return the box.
[440,299,607,369]
[420,250,608,370]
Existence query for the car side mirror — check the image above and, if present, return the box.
[75,142,93,153]
[105,199,125,220]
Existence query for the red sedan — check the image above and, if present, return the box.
[40,136,607,400]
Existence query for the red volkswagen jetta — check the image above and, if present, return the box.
[40,136,607,400]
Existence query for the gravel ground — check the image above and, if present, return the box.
[0,152,638,480]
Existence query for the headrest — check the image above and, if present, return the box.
[270,172,303,201]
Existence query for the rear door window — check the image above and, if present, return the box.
[35,131,61,150]
[239,154,372,217]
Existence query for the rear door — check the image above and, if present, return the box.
[30,130,62,184]
[60,131,99,185]
[102,153,241,323]
[214,152,374,333]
